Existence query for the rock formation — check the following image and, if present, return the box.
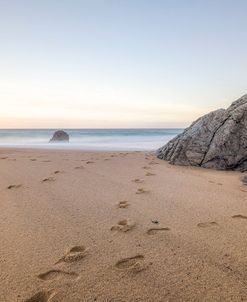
[157,95,247,171]
[49,130,69,142]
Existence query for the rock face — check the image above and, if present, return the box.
[157,95,247,171]
[50,130,69,142]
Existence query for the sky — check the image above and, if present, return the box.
[0,0,247,128]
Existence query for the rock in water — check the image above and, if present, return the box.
[157,95,247,171]
[50,130,69,142]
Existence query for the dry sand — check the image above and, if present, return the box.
[0,148,247,302]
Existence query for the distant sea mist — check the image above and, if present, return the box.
[0,129,183,151]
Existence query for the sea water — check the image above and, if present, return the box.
[0,129,183,151]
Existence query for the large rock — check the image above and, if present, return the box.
[157,95,247,171]
[50,130,69,142]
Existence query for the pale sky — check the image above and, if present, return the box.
[0,0,247,128]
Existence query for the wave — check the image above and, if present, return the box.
[0,129,183,151]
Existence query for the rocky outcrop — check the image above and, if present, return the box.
[157,95,247,171]
[50,130,69,142]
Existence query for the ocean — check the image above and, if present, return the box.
[0,129,183,151]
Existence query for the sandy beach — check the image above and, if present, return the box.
[1,148,247,302]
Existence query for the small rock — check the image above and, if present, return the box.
[242,175,247,185]
[49,130,69,142]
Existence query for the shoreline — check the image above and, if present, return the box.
[1,148,247,301]
[0,145,159,153]
[0,146,151,152]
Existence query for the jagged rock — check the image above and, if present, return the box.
[49,130,69,142]
[157,95,247,171]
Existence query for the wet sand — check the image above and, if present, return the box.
[0,148,247,302]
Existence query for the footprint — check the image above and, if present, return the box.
[232,214,247,220]
[115,255,145,272]
[151,219,159,224]
[111,219,136,232]
[54,170,61,174]
[197,221,218,228]
[7,184,22,189]
[38,269,78,281]
[209,181,222,186]
[86,161,94,164]
[142,166,151,170]
[147,227,170,235]
[132,178,144,183]
[145,172,156,176]
[136,188,149,194]
[24,290,55,302]
[118,201,129,209]
[56,245,87,264]
[30,159,37,161]
[74,166,84,169]
[148,161,158,165]
[1,157,8,159]
[42,177,55,182]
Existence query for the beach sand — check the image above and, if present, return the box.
[0,148,247,302]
